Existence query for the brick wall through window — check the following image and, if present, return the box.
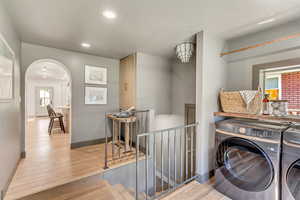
[282,71,300,109]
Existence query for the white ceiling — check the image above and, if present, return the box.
[4,0,300,59]
[26,61,69,81]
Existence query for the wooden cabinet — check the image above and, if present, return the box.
[119,54,136,110]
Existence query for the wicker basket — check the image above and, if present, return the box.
[220,89,262,114]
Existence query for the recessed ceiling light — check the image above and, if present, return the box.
[258,18,275,25]
[102,10,117,19]
[81,43,91,48]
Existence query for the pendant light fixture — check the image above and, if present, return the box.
[175,42,194,63]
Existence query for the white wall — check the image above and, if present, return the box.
[0,1,21,197]
[171,56,196,117]
[226,19,300,90]
[26,79,69,117]
[196,31,227,180]
[136,52,172,115]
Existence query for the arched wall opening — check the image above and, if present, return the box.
[24,59,72,154]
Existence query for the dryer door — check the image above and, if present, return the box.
[287,160,300,199]
[216,137,274,192]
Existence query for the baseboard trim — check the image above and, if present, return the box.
[195,169,215,183]
[71,137,112,149]
[1,153,23,200]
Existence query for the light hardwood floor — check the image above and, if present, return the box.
[18,175,230,200]
[19,175,135,200]
[5,118,229,200]
[162,181,231,200]
[5,118,136,200]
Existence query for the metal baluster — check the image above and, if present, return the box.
[174,129,177,188]
[130,121,133,151]
[191,126,194,177]
[136,136,140,200]
[185,127,188,180]
[153,134,157,198]
[104,113,108,169]
[118,121,121,159]
[112,119,115,161]
[168,131,170,190]
[180,128,183,183]
[161,131,164,192]
[145,136,148,199]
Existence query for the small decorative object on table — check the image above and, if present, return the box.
[270,100,288,116]
[262,94,270,115]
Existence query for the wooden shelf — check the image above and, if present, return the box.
[214,112,300,123]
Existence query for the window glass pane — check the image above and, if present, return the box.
[45,90,50,98]
[265,77,278,89]
[40,90,44,98]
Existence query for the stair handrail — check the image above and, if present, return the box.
[136,122,199,200]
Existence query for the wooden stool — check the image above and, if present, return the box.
[47,105,66,135]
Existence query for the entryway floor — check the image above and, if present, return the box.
[5,118,137,200]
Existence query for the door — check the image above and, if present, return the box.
[35,87,54,117]
[216,137,274,192]
[185,104,195,125]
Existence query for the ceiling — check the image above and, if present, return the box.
[26,61,69,81]
[4,0,300,59]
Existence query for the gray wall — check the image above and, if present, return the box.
[226,18,300,90]
[136,53,172,115]
[21,43,119,146]
[195,31,227,180]
[0,1,22,197]
[171,56,196,116]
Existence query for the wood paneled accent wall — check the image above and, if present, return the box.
[119,54,136,110]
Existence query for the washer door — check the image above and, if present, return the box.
[216,137,274,192]
[287,160,300,199]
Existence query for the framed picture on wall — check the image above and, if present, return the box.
[85,86,107,105]
[0,33,15,101]
[85,65,107,85]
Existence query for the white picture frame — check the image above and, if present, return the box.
[85,87,107,105]
[85,65,107,85]
[0,32,15,101]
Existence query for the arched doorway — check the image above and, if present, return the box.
[25,59,72,155]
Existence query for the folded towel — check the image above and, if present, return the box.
[239,90,258,110]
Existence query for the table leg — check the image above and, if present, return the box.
[125,122,130,151]
[113,120,119,144]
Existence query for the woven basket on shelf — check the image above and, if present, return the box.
[220,89,262,114]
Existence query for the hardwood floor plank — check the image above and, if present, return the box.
[162,181,231,200]
[5,118,137,200]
